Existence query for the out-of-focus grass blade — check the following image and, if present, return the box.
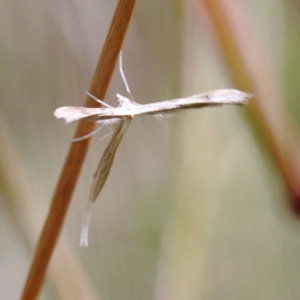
[200,0,300,213]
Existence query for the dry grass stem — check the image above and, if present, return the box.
[0,114,99,299]
[21,0,138,299]
[200,0,300,212]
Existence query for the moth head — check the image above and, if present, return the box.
[116,94,139,109]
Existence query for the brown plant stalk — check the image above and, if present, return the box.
[0,114,99,299]
[21,0,138,299]
[199,0,300,213]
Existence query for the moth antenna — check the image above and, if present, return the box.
[80,200,94,247]
[86,91,113,108]
[72,124,103,142]
[119,51,135,102]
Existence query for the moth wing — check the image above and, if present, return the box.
[54,106,107,123]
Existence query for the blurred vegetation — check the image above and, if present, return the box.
[1,0,300,299]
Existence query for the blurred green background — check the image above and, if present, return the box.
[1,0,300,299]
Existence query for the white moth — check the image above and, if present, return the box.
[54,89,250,124]
[54,54,251,246]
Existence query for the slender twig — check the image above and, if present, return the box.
[21,0,138,299]
[0,115,99,299]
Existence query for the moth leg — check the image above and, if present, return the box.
[86,91,113,108]
[91,130,113,147]
[72,124,103,142]
[80,201,93,247]
[119,51,136,102]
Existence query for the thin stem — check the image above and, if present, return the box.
[21,0,138,299]
[200,0,300,213]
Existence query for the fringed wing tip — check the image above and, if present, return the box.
[208,89,252,106]
[54,106,86,124]
[239,91,253,104]
[227,89,252,105]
